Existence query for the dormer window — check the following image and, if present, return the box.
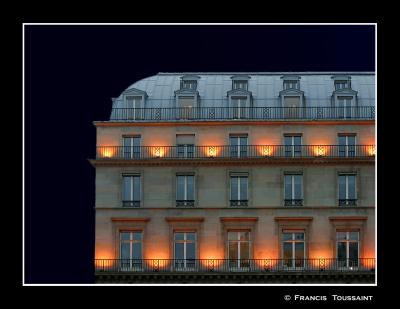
[233,80,248,90]
[335,80,350,90]
[181,80,197,90]
[283,80,299,90]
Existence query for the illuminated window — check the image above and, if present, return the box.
[176,174,195,206]
[337,231,359,268]
[338,134,356,157]
[120,231,142,270]
[230,173,248,206]
[228,231,250,269]
[174,232,196,269]
[284,173,303,206]
[122,175,141,207]
[282,231,305,268]
[123,136,141,159]
[338,174,357,206]
[284,135,302,157]
[229,134,248,157]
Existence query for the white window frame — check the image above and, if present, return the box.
[119,231,143,270]
[229,135,248,158]
[227,231,251,269]
[124,96,143,120]
[230,175,248,204]
[283,80,299,90]
[336,231,360,268]
[284,135,302,157]
[122,174,141,206]
[338,134,357,157]
[284,174,303,206]
[122,136,141,159]
[335,80,349,90]
[338,174,357,205]
[174,232,197,269]
[233,80,248,90]
[282,231,305,269]
[182,80,197,90]
[176,175,195,202]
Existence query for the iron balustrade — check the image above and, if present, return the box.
[95,258,375,273]
[339,199,357,206]
[96,145,376,160]
[284,199,304,206]
[176,200,195,207]
[122,201,140,207]
[109,106,375,121]
[230,200,249,207]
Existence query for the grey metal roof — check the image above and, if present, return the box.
[112,72,375,109]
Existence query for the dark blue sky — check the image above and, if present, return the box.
[24,25,375,283]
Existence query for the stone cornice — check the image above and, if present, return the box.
[165,217,204,223]
[220,217,259,223]
[329,216,368,221]
[111,217,150,222]
[274,217,314,221]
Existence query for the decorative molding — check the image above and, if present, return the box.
[111,217,150,222]
[220,217,258,223]
[122,87,148,97]
[329,216,368,221]
[165,217,204,223]
[274,217,313,222]
[231,75,251,80]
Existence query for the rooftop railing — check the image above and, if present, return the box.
[96,145,376,160]
[109,106,375,121]
[95,258,375,273]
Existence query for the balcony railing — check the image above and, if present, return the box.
[109,106,375,121]
[95,258,375,273]
[176,200,195,207]
[96,145,376,160]
[339,199,357,206]
[230,200,248,207]
[284,199,304,206]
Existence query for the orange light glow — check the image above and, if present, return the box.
[368,145,376,156]
[259,145,274,156]
[313,145,327,157]
[152,146,165,158]
[206,146,218,157]
[95,250,114,269]
[100,147,115,158]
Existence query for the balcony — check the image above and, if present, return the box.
[96,145,376,160]
[109,106,375,122]
[95,258,375,273]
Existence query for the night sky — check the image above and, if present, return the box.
[24,24,375,283]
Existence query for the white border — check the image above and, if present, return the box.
[22,22,377,287]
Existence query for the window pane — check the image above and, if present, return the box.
[239,231,250,241]
[283,242,292,260]
[123,177,132,201]
[175,243,184,260]
[339,176,346,199]
[284,176,292,199]
[177,176,185,200]
[295,242,304,260]
[187,232,196,241]
[186,243,196,260]
[348,175,356,199]
[231,177,238,200]
[284,136,292,146]
[294,136,301,146]
[175,232,184,241]
[179,97,194,108]
[133,232,142,241]
[133,176,140,201]
[295,233,304,240]
[338,136,346,146]
[230,137,238,146]
[132,243,142,259]
[240,177,248,200]
[337,242,347,261]
[120,243,130,259]
[294,175,302,199]
[337,232,347,240]
[349,231,359,241]
[120,232,130,241]
[282,233,292,241]
[228,232,237,241]
[133,137,141,147]
[347,136,356,146]
[240,242,250,259]
[349,243,359,261]
[229,242,238,260]
[187,176,194,200]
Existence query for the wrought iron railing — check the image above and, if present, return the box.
[176,200,195,207]
[109,106,375,121]
[339,199,357,206]
[284,199,304,206]
[96,145,376,160]
[95,258,375,273]
[230,200,249,207]
[122,201,140,207]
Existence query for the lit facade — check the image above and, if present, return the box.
[90,72,375,283]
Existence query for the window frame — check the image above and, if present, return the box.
[338,173,357,206]
[338,134,357,157]
[281,230,306,269]
[122,174,141,207]
[173,231,197,269]
[284,134,302,157]
[229,134,248,158]
[122,135,141,159]
[284,173,303,206]
[176,174,195,206]
[119,231,143,270]
[227,230,251,269]
[336,231,360,268]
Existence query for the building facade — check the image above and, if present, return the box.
[90,72,376,283]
